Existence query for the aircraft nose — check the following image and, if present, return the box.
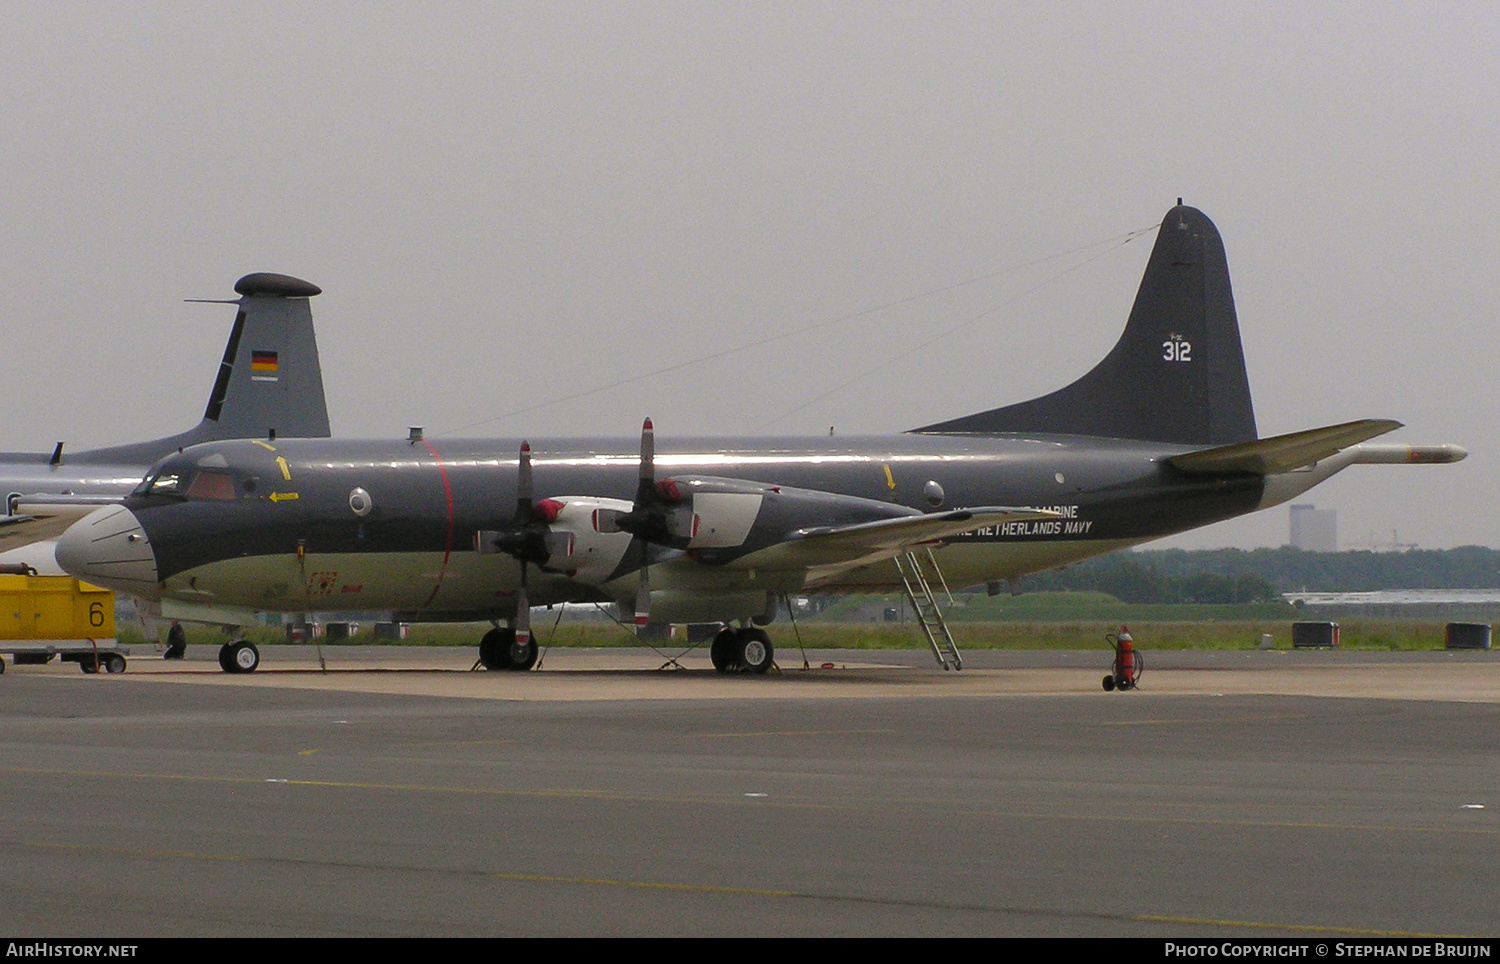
[55,505,161,596]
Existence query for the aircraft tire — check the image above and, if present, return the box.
[508,636,538,671]
[103,654,127,674]
[479,628,514,670]
[164,624,187,660]
[221,641,259,674]
[739,629,774,675]
[710,628,738,673]
[1102,675,1115,691]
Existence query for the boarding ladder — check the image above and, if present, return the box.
[893,548,962,671]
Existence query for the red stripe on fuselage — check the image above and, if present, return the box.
[419,438,455,609]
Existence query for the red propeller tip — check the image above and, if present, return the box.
[642,418,653,431]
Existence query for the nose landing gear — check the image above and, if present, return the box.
[218,639,260,674]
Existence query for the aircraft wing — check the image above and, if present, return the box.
[1167,419,1403,475]
[0,496,123,554]
[742,506,1060,577]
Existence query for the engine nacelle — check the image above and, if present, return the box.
[533,495,636,585]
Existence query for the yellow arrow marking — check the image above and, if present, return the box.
[275,456,292,480]
[269,492,299,503]
[882,464,896,490]
[252,440,277,452]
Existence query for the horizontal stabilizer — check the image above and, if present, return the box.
[1168,419,1402,476]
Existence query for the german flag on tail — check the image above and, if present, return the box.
[251,350,279,373]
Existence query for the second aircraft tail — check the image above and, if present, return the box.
[913,204,1258,446]
[74,272,331,464]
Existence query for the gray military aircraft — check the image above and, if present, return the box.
[52,205,1464,675]
[1,272,331,653]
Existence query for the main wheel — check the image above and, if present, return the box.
[508,635,538,671]
[164,624,187,660]
[479,628,514,670]
[103,654,127,674]
[1102,674,1115,692]
[738,628,774,675]
[710,628,738,673]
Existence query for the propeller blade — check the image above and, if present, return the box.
[635,418,655,505]
[634,564,650,634]
[515,441,533,522]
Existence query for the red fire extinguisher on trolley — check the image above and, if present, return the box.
[1103,625,1143,692]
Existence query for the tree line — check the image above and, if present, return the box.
[1016,545,1500,601]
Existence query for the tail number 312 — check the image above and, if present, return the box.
[1162,339,1192,362]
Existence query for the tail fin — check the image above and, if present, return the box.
[74,273,331,464]
[913,204,1258,445]
[196,272,331,441]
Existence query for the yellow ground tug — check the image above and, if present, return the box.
[0,565,124,673]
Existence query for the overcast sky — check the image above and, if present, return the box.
[1,3,1494,550]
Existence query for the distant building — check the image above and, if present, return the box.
[1290,503,1337,552]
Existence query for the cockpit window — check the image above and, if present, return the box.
[131,459,260,502]
[147,471,190,497]
[185,469,236,501]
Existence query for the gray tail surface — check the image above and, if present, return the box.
[75,272,331,464]
[912,204,1258,446]
[195,272,331,441]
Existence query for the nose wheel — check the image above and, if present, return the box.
[218,640,260,674]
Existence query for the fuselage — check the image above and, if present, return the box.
[56,432,1272,624]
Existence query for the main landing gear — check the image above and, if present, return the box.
[218,639,260,674]
[709,626,775,675]
[478,627,538,672]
